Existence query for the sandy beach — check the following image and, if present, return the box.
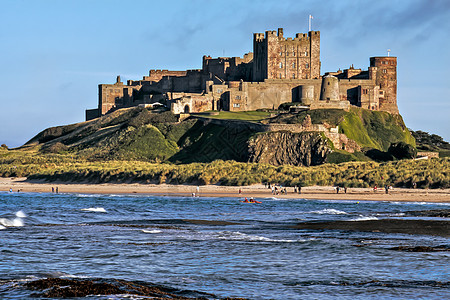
[1,177,449,203]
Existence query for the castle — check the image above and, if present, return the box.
[86,28,398,121]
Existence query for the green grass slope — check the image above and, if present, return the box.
[339,108,415,151]
[169,121,254,163]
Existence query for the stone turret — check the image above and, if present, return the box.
[320,74,339,101]
[300,85,315,105]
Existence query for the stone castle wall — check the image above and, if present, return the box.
[87,28,399,121]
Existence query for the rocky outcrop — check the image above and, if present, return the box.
[247,131,331,166]
[22,277,244,299]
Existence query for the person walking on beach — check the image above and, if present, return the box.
[385,185,389,194]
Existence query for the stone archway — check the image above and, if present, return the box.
[184,105,190,114]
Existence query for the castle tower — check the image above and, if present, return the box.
[370,56,398,114]
[320,74,339,101]
[300,85,315,105]
[252,28,321,81]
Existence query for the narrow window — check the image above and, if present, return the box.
[292,74,296,79]
[306,63,309,69]
[279,62,283,68]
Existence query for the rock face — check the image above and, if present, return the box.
[247,131,330,166]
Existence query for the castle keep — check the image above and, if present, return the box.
[86,28,398,120]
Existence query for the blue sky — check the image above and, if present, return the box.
[1,0,449,147]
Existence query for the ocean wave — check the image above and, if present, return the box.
[350,215,379,221]
[81,207,107,213]
[217,231,304,243]
[309,208,348,215]
[142,229,162,234]
[0,210,27,228]
[0,217,24,227]
[15,210,27,218]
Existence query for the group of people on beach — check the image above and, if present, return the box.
[335,186,348,194]
[372,185,392,194]
[266,183,291,195]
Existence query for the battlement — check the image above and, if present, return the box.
[370,56,397,67]
[149,69,187,76]
[254,28,320,43]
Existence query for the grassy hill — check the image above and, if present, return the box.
[1,106,448,188]
[20,106,418,165]
[269,107,415,151]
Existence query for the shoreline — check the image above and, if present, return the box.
[1,177,450,203]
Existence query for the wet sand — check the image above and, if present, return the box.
[1,177,449,203]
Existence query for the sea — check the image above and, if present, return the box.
[1,191,449,299]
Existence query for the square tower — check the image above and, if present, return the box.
[370,56,398,114]
[252,28,321,81]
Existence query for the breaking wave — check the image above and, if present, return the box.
[217,231,304,243]
[0,210,26,229]
[81,207,107,213]
[350,215,379,221]
[310,208,348,215]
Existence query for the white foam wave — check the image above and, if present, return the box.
[310,208,348,215]
[0,217,24,227]
[0,224,6,230]
[218,231,303,243]
[81,207,107,213]
[142,229,162,234]
[15,210,27,218]
[350,215,379,221]
[75,194,98,198]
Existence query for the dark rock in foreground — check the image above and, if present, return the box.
[23,277,246,299]
[406,209,450,218]
[389,245,450,252]
[293,219,450,236]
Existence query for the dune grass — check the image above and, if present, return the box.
[1,148,448,189]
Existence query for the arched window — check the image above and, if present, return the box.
[184,105,190,114]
